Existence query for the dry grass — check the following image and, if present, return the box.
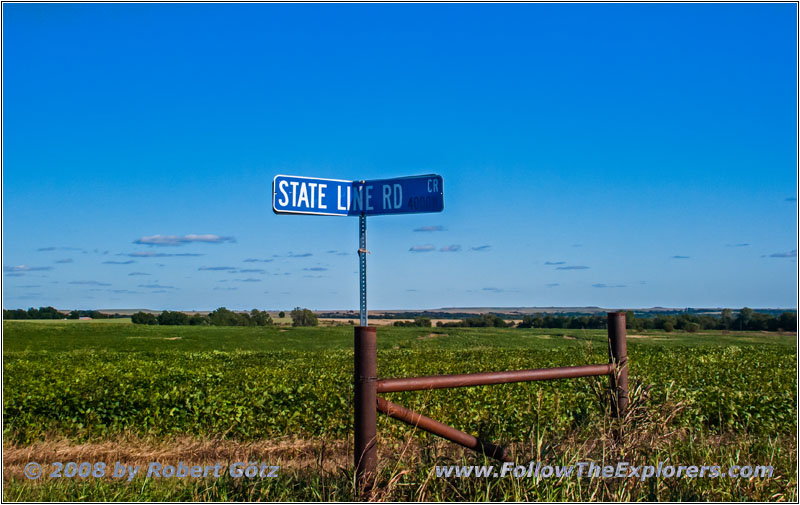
[5,424,795,501]
[3,436,351,482]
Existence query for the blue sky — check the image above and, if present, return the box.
[2,3,797,311]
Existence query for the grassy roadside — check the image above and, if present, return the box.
[3,430,795,501]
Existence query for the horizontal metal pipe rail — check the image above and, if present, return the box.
[377,363,614,393]
[376,396,511,462]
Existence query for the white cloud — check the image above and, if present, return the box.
[128,252,203,258]
[769,249,797,258]
[4,265,53,272]
[134,234,235,246]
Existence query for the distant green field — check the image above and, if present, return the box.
[3,321,796,501]
[2,320,794,353]
[7,318,133,324]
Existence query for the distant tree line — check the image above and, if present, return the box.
[389,309,796,332]
[394,317,432,327]
[132,308,273,326]
[3,307,125,320]
[516,309,796,332]
[4,307,65,319]
[437,313,512,328]
[67,310,124,319]
[324,307,796,321]
[323,310,521,320]
[6,306,795,333]
[631,309,795,333]
[517,314,608,329]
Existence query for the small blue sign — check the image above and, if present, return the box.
[273,174,444,216]
[273,175,354,216]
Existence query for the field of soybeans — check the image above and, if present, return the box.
[2,320,796,501]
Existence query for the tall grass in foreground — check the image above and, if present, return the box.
[4,432,795,501]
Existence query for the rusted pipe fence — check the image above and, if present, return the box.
[376,397,511,462]
[354,311,629,491]
[354,326,377,485]
[607,311,629,417]
[377,363,614,393]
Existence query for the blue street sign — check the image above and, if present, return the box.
[273,174,444,216]
[358,175,444,216]
[273,175,354,216]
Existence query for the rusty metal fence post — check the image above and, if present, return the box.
[354,325,377,489]
[607,311,629,417]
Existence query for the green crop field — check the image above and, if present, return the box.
[2,320,796,501]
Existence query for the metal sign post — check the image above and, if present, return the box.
[359,213,367,327]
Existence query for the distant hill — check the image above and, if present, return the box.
[48,306,794,319]
[316,307,796,319]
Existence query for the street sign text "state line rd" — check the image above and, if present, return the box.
[273,174,444,216]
